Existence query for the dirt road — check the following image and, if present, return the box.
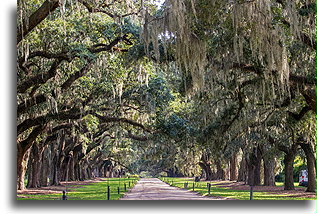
[120,178,226,200]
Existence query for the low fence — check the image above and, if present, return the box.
[161,177,255,200]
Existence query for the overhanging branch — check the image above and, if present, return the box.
[17,0,60,44]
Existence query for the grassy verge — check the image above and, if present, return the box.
[17,177,139,200]
[160,177,315,200]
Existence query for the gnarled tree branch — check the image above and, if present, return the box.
[17,0,60,44]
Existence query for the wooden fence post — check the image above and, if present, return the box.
[107,186,110,200]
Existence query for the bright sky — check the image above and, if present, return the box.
[153,0,165,7]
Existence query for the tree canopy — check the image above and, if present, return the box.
[17,0,315,192]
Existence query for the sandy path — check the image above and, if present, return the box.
[120,178,226,200]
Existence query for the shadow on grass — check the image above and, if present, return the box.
[161,177,316,201]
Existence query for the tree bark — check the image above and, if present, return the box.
[246,157,255,186]
[198,162,213,180]
[299,143,316,192]
[68,152,75,181]
[17,125,46,190]
[26,153,33,188]
[246,148,258,186]
[17,147,30,190]
[216,161,225,180]
[17,0,60,44]
[74,152,81,180]
[238,155,247,182]
[269,135,298,190]
[51,152,60,185]
[283,151,296,190]
[27,143,43,188]
[199,152,213,180]
[263,157,276,186]
[254,147,262,186]
[51,134,66,186]
[40,147,49,186]
[229,153,238,181]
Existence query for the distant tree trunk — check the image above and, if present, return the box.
[73,152,81,180]
[26,143,39,188]
[68,152,75,181]
[268,135,298,190]
[86,159,93,180]
[246,148,258,186]
[104,164,110,177]
[73,144,83,180]
[230,153,238,181]
[26,155,33,188]
[98,164,104,177]
[40,147,49,186]
[63,155,72,182]
[75,161,81,180]
[216,161,225,180]
[48,145,54,186]
[246,160,255,186]
[299,143,316,192]
[284,151,296,190]
[51,152,60,185]
[27,143,43,188]
[224,165,230,180]
[81,160,89,180]
[199,152,213,180]
[199,162,213,180]
[51,136,66,186]
[254,147,262,186]
[238,156,247,183]
[166,168,184,177]
[263,157,276,186]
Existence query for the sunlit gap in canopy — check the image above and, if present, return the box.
[152,0,165,8]
[158,31,175,40]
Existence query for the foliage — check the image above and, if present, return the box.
[17,0,316,192]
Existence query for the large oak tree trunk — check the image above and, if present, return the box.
[269,135,298,190]
[198,162,213,180]
[27,144,42,188]
[216,161,225,180]
[73,144,83,180]
[263,157,276,186]
[246,160,255,186]
[299,143,316,192]
[246,147,258,186]
[51,136,66,186]
[17,146,30,190]
[284,151,296,190]
[199,152,213,180]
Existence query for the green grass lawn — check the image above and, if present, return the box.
[275,182,305,188]
[17,177,139,200]
[160,177,315,200]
